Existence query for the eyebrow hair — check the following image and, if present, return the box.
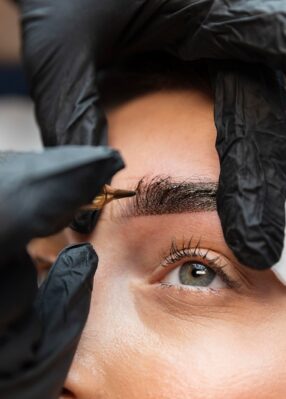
[122,176,217,217]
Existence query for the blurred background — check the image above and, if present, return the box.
[0,0,42,150]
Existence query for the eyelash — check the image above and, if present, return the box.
[161,238,238,289]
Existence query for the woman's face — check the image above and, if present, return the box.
[62,89,286,398]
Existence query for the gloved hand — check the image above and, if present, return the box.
[0,146,124,399]
[211,63,286,270]
[164,1,286,270]
[17,0,185,236]
[17,0,286,268]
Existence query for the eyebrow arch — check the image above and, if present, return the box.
[122,176,217,217]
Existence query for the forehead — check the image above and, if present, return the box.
[107,89,219,184]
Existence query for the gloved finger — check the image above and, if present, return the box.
[212,62,286,269]
[0,243,97,399]
[18,0,150,146]
[18,0,106,146]
[35,243,97,359]
[0,146,124,254]
[166,0,286,71]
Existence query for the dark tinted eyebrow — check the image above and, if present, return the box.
[122,176,217,217]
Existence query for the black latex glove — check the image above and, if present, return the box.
[18,0,286,268]
[164,1,286,269]
[0,146,124,399]
[17,0,184,235]
[211,64,286,269]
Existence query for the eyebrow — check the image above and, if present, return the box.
[122,176,217,217]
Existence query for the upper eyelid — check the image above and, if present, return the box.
[160,237,218,266]
[160,248,220,267]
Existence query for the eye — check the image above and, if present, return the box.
[161,261,227,290]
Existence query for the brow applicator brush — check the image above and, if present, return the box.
[80,184,136,211]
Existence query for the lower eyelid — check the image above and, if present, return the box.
[160,282,226,293]
[155,282,229,300]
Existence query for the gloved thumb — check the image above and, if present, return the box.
[35,243,97,359]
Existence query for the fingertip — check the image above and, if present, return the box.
[42,243,98,299]
[218,190,284,270]
[57,242,98,277]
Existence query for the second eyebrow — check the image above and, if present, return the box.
[122,176,217,217]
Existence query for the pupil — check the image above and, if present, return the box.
[179,262,215,287]
[191,267,206,278]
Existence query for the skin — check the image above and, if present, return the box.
[0,2,20,62]
[60,88,286,398]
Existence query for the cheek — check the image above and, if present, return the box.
[76,260,286,399]
[77,273,194,398]
[132,286,286,399]
[67,218,286,398]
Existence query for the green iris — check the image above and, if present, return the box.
[179,262,216,287]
